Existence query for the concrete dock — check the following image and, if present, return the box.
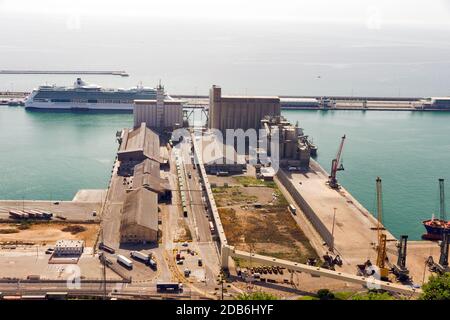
[277,161,394,272]
[275,159,439,283]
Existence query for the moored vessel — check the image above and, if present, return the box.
[422,179,450,240]
[25,78,161,111]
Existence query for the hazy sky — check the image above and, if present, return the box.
[2,0,450,26]
[1,0,450,96]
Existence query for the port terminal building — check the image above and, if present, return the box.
[415,97,450,109]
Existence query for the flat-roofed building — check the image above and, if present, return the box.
[208,85,280,133]
[120,188,159,243]
[280,97,320,109]
[117,122,162,163]
[54,240,84,256]
[430,97,450,108]
[199,132,246,175]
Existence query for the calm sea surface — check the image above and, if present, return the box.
[1,107,449,239]
[0,107,132,201]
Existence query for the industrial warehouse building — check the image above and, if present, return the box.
[133,83,184,131]
[261,116,312,169]
[132,158,171,201]
[114,120,169,245]
[208,85,280,133]
[120,188,159,243]
[117,122,163,163]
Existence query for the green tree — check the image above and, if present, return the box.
[316,289,335,300]
[421,273,450,300]
[236,291,278,300]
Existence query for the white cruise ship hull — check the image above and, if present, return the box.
[25,101,135,111]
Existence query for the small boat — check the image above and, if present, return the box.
[8,99,20,106]
[422,179,450,240]
[422,217,450,240]
[309,143,318,157]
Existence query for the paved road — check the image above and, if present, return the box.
[100,160,129,248]
[179,140,212,243]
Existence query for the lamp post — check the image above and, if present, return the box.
[331,207,337,252]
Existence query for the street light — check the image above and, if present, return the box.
[331,207,337,252]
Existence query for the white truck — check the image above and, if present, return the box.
[117,254,133,269]
[130,251,150,263]
[149,258,158,270]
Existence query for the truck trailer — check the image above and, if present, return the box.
[130,251,150,263]
[117,254,133,269]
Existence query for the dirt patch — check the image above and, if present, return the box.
[0,222,100,246]
[175,218,192,242]
[212,186,258,207]
[215,174,317,264]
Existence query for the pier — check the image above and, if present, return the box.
[0,70,129,77]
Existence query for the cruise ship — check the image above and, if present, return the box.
[25,78,159,111]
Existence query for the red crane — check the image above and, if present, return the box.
[328,135,346,189]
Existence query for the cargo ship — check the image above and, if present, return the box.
[422,179,450,240]
[25,78,160,111]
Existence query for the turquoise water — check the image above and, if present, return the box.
[1,107,449,239]
[283,110,450,240]
[0,107,132,201]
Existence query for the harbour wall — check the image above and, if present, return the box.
[277,169,334,247]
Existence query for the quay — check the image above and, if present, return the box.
[3,91,450,111]
[275,160,440,282]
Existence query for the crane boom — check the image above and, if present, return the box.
[375,177,389,279]
[439,178,446,221]
[328,135,346,189]
[335,134,346,166]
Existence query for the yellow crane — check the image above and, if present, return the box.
[375,177,390,280]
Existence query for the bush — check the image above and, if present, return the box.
[61,225,87,234]
[351,291,395,300]
[420,273,450,300]
[17,221,32,230]
[235,292,278,300]
[0,228,19,234]
[317,289,335,300]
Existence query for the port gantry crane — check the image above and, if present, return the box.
[392,235,410,282]
[328,135,346,189]
[375,177,390,280]
[426,232,450,275]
